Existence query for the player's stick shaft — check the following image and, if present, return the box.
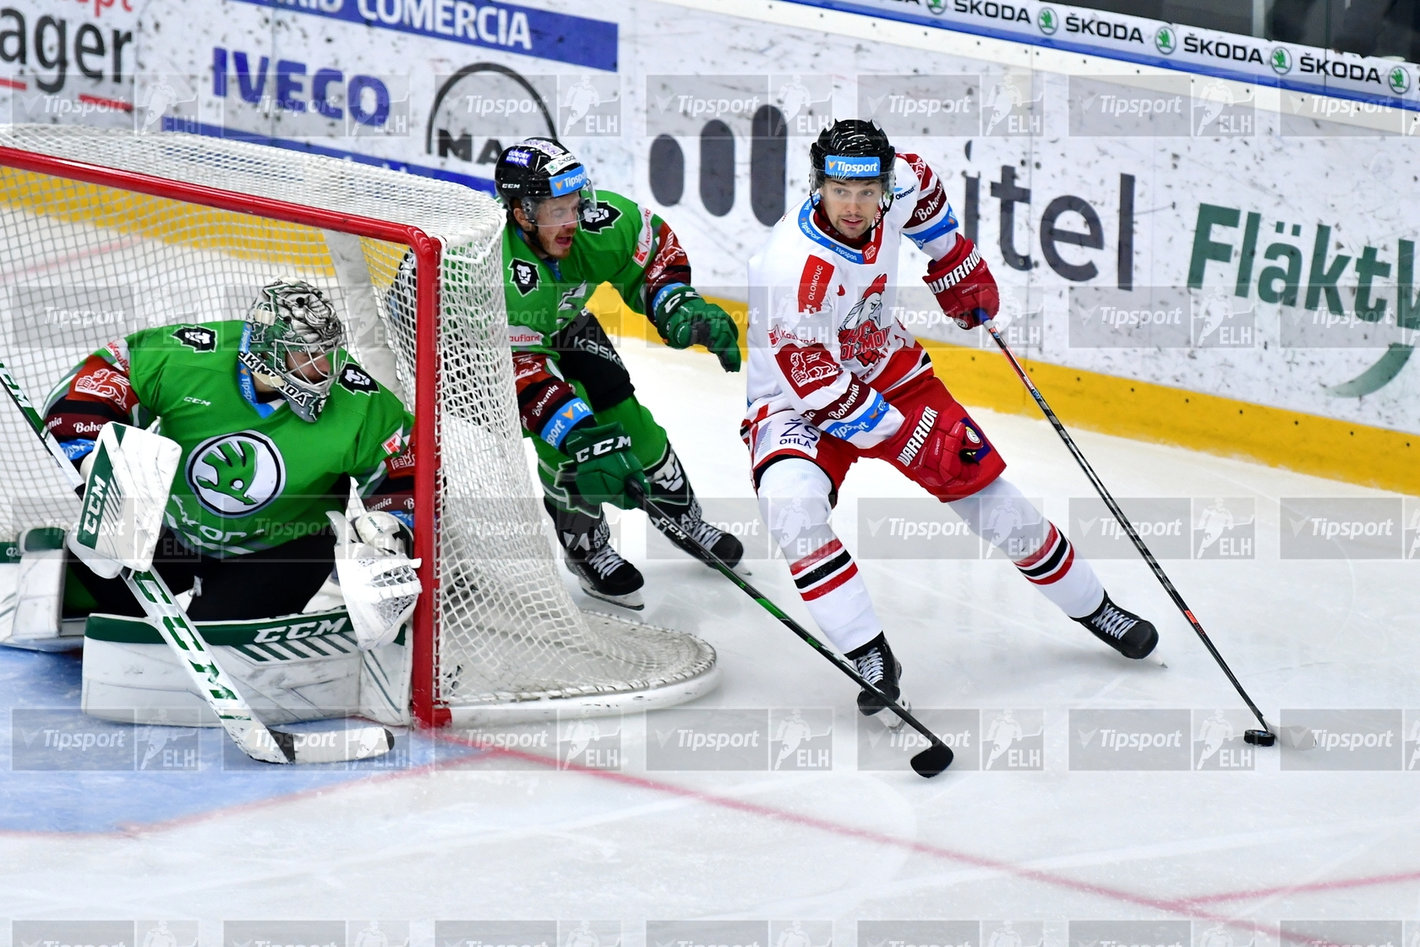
[629,482,953,777]
[981,317,1277,739]
[0,356,392,764]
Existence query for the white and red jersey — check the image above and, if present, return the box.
[745,152,965,448]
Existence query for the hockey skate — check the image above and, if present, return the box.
[645,447,748,573]
[847,632,908,729]
[1076,594,1157,659]
[673,515,746,571]
[550,502,645,610]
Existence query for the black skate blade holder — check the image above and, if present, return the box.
[629,482,954,777]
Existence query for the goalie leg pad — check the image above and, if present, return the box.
[1,528,82,650]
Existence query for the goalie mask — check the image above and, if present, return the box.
[241,278,345,423]
[809,119,898,213]
[494,137,597,229]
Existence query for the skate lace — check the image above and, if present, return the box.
[585,543,627,579]
[1091,603,1136,640]
[854,648,886,684]
[682,517,727,549]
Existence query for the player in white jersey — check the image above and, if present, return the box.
[743,120,1157,719]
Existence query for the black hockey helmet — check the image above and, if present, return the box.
[494,137,596,226]
[809,119,897,209]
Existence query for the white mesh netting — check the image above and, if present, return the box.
[0,125,717,724]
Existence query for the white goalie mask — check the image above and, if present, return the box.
[241,278,346,422]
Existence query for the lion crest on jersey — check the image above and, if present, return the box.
[839,273,890,365]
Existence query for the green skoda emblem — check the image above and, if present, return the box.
[187,431,286,517]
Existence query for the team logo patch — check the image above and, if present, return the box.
[579,200,622,234]
[338,364,379,394]
[186,431,287,518]
[172,326,216,352]
[509,258,540,296]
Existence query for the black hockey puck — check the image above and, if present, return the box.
[910,743,954,778]
[1243,729,1276,747]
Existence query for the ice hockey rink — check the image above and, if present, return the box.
[1,332,1418,939]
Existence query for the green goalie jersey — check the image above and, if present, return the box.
[44,320,415,558]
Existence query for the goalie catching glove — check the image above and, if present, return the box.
[327,509,421,651]
[924,236,999,330]
[653,284,741,372]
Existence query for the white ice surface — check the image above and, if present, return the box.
[2,336,1418,935]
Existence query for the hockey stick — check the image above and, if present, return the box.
[0,357,394,764]
[627,482,954,777]
[981,316,1303,748]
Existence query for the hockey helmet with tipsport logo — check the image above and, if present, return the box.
[810,119,897,210]
[494,137,597,227]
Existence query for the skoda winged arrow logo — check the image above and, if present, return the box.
[1038,7,1058,33]
[1271,46,1294,74]
[1389,66,1411,94]
[1155,26,1176,54]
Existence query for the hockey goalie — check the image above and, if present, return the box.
[0,278,422,728]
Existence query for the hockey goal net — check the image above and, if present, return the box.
[0,125,717,726]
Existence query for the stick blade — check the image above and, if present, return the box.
[910,742,954,778]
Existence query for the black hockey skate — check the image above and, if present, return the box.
[676,516,745,571]
[847,632,906,726]
[551,501,645,610]
[1076,594,1157,659]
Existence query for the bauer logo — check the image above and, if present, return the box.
[1280,498,1402,559]
[436,921,556,947]
[13,921,136,947]
[1070,497,1191,560]
[1281,709,1402,770]
[647,919,768,947]
[858,919,981,947]
[858,708,979,771]
[647,708,770,770]
[770,920,833,947]
[1067,286,1191,349]
[1069,709,1191,770]
[1279,920,1402,947]
[1191,709,1257,770]
[858,498,983,560]
[980,709,1045,770]
[11,708,135,771]
[1068,75,1191,137]
[1070,920,1190,947]
[1192,498,1256,560]
[1191,292,1258,348]
[557,716,623,771]
[224,920,345,947]
[769,709,834,771]
[858,74,979,138]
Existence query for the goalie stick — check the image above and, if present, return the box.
[982,316,1311,750]
[0,356,395,765]
[628,481,954,778]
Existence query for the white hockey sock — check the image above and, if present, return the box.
[758,460,882,653]
[949,478,1104,619]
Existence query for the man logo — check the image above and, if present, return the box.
[186,431,286,517]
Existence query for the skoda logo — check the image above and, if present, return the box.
[1270,46,1294,74]
[186,431,286,517]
